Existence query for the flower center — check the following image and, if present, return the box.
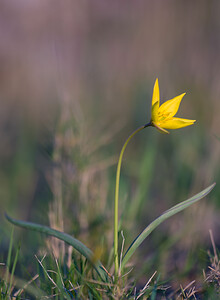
[158,111,170,122]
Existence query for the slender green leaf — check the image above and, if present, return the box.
[5,214,108,281]
[122,183,216,269]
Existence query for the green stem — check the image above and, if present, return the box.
[114,122,151,278]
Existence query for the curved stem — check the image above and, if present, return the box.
[114,122,151,278]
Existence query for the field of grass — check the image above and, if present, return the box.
[0,2,220,299]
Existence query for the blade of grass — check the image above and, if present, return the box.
[5,214,108,281]
[54,258,72,300]
[4,227,14,291]
[122,183,216,269]
[8,243,20,296]
[150,274,160,300]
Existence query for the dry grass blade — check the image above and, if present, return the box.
[136,271,157,299]
[13,274,39,297]
[118,231,125,277]
[35,255,59,290]
[177,280,196,299]
[205,231,220,290]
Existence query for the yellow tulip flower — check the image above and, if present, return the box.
[150,79,196,133]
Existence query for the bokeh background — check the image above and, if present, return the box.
[0,0,220,289]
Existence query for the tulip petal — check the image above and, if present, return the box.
[151,101,159,122]
[152,78,160,106]
[158,93,186,117]
[159,117,196,129]
[152,122,169,134]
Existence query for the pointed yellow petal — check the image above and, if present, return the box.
[152,122,169,134]
[159,117,196,129]
[151,101,159,122]
[158,93,186,118]
[152,78,160,106]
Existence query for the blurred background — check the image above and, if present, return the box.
[0,0,220,290]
